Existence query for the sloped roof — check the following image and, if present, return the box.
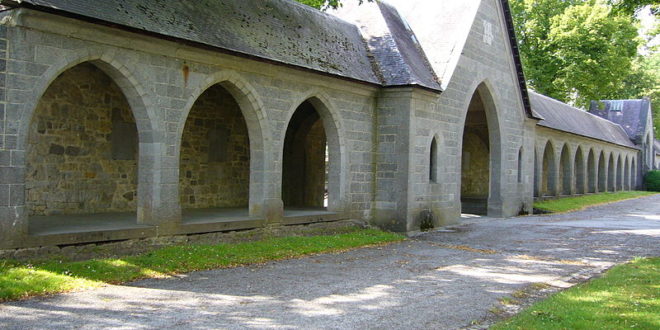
[530,91,636,148]
[588,99,652,144]
[332,1,440,91]
[376,0,480,90]
[655,139,660,155]
[362,0,536,118]
[5,0,380,84]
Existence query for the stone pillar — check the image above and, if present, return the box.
[372,88,413,232]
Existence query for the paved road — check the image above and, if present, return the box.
[1,195,659,329]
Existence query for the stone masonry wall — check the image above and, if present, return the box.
[535,127,638,196]
[179,85,250,209]
[26,63,138,215]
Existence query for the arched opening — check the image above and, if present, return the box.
[282,100,331,210]
[624,156,631,190]
[607,153,615,191]
[26,63,138,231]
[559,144,571,195]
[632,158,637,189]
[616,155,623,191]
[460,86,500,215]
[430,137,438,183]
[179,84,250,220]
[534,149,540,197]
[517,147,524,183]
[574,146,585,194]
[598,151,606,192]
[587,149,596,193]
[541,141,557,196]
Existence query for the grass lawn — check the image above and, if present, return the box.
[534,191,658,213]
[0,228,403,302]
[494,257,660,329]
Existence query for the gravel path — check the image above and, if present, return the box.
[1,195,659,329]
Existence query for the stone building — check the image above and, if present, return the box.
[0,0,654,250]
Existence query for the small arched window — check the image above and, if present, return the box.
[430,137,438,183]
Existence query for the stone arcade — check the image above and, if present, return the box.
[0,0,656,249]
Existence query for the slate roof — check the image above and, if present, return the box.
[4,0,380,84]
[332,1,440,91]
[352,0,537,118]
[588,99,652,144]
[655,139,660,155]
[529,91,636,148]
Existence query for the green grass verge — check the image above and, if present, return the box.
[493,257,660,329]
[0,228,404,302]
[534,191,658,213]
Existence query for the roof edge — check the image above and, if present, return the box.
[499,0,538,120]
[4,0,384,88]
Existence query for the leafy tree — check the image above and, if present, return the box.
[511,0,641,108]
[296,0,371,10]
[607,0,660,15]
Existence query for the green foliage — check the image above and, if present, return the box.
[295,0,371,10]
[494,257,660,329]
[0,229,404,301]
[533,191,658,213]
[511,0,642,108]
[644,170,660,191]
[607,0,660,16]
[620,51,660,136]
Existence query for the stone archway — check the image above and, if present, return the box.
[179,84,250,214]
[574,146,585,194]
[26,63,139,221]
[624,156,631,190]
[459,83,502,215]
[541,141,557,196]
[587,149,596,193]
[282,97,343,212]
[608,153,615,191]
[616,155,624,191]
[598,151,607,192]
[559,144,571,195]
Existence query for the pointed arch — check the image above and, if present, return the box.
[459,81,503,215]
[598,151,607,192]
[179,70,269,216]
[282,92,346,212]
[559,144,571,195]
[574,146,585,194]
[631,157,637,189]
[19,54,165,223]
[616,154,624,191]
[541,140,557,196]
[430,136,439,183]
[623,155,632,190]
[24,60,154,219]
[587,148,596,193]
[608,153,615,191]
[20,55,158,150]
[534,148,540,197]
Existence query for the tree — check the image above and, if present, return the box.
[620,52,660,136]
[510,0,642,108]
[296,0,371,10]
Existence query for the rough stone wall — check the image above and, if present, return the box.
[461,131,489,197]
[179,85,250,209]
[26,63,138,216]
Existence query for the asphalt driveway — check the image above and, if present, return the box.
[1,194,659,329]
